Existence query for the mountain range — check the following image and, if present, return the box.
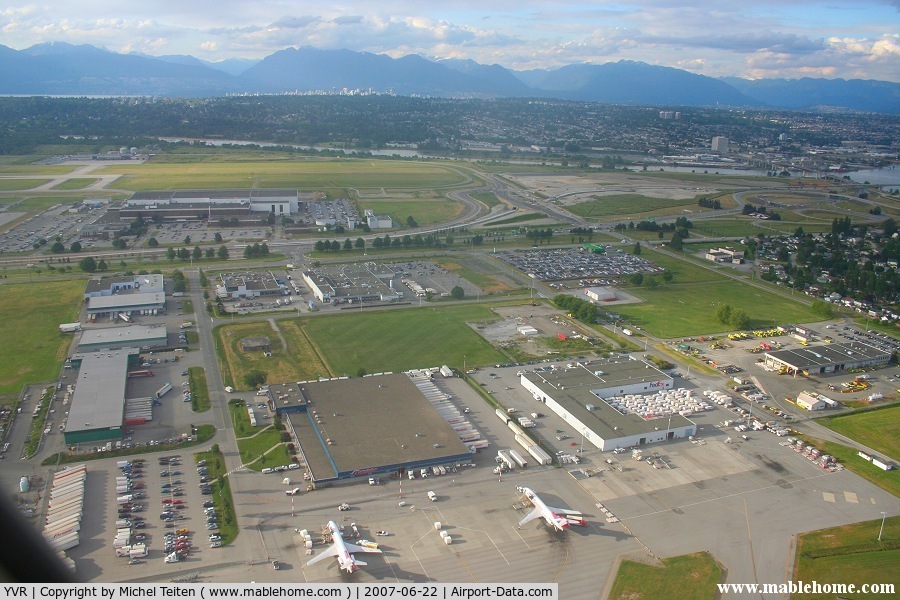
[1,42,897,114]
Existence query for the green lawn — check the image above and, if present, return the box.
[0,280,84,397]
[194,447,238,544]
[816,404,900,460]
[229,399,268,437]
[304,304,507,375]
[569,193,709,220]
[244,444,292,472]
[614,280,823,338]
[609,552,722,600]
[792,517,900,600]
[236,428,284,466]
[356,198,463,229]
[692,219,768,237]
[98,158,466,190]
[637,246,726,284]
[188,367,210,412]
[799,435,900,498]
[51,178,98,190]
[470,191,502,209]
[0,179,51,191]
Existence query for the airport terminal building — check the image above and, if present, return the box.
[520,357,695,451]
[271,373,472,483]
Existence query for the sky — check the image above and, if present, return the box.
[2,1,899,81]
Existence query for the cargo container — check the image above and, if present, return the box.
[497,450,516,470]
[47,532,79,552]
[508,449,529,468]
[156,383,173,399]
[495,408,511,424]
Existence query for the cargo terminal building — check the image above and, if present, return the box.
[77,325,168,352]
[520,357,695,451]
[763,341,891,376]
[271,373,472,483]
[64,349,140,445]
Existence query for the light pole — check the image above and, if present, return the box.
[878,512,887,541]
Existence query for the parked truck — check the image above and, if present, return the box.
[156,383,173,399]
[497,450,516,470]
[119,313,131,323]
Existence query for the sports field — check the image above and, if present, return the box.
[614,280,823,338]
[303,305,507,375]
[792,517,899,600]
[97,157,466,191]
[0,280,84,397]
[816,405,900,462]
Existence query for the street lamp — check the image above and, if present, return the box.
[878,512,887,541]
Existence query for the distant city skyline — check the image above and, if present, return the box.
[2,1,898,82]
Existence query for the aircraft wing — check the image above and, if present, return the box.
[547,506,582,516]
[306,544,340,566]
[517,507,543,527]
[345,542,382,555]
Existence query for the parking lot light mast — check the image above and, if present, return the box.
[878,512,887,541]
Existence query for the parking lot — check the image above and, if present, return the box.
[493,247,665,282]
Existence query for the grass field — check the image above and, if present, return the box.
[188,367,211,412]
[303,305,507,375]
[194,447,239,544]
[638,246,726,284]
[470,191,503,209]
[356,198,464,229]
[236,427,284,466]
[608,552,722,600]
[0,280,84,397]
[51,178,98,190]
[216,320,330,391]
[614,280,823,338]
[0,179,50,191]
[244,444,292,472]
[792,517,899,600]
[569,194,707,220]
[488,213,548,226]
[97,158,466,191]
[816,404,900,460]
[229,399,268,437]
[436,259,516,293]
[692,219,768,237]
[799,435,900,497]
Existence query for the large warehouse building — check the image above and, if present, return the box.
[77,325,168,351]
[763,341,891,376]
[121,189,312,220]
[520,357,694,451]
[64,349,139,444]
[272,373,472,483]
[84,274,167,318]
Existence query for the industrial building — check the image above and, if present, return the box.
[86,293,166,318]
[270,373,472,483]
[519,357,694,451]
[64,349,139,444]
[120,189,313,222]
[705,247,744,264]
[215,271,285,299]
[77,325,168,351]
[763,341,891,376]
[583,286,617,302]
[84,274,164,300]
[364,210,393,229]
[302,264,404,305]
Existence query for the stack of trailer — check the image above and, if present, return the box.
[43,464,87,562]
[407,370,489,451]
[124,397,153,425]
[496,409,552,465]
[601,388,713,420]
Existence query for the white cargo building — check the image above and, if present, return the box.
[520,357,693,451]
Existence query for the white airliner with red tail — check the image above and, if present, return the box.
[306,521,382,573]
[516,486,585,531]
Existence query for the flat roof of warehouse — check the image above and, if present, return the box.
[292,373,470,478]
[765,340,890,367]
[78,325,167,347]
[66,350,134,434]
[87,292,166,311]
